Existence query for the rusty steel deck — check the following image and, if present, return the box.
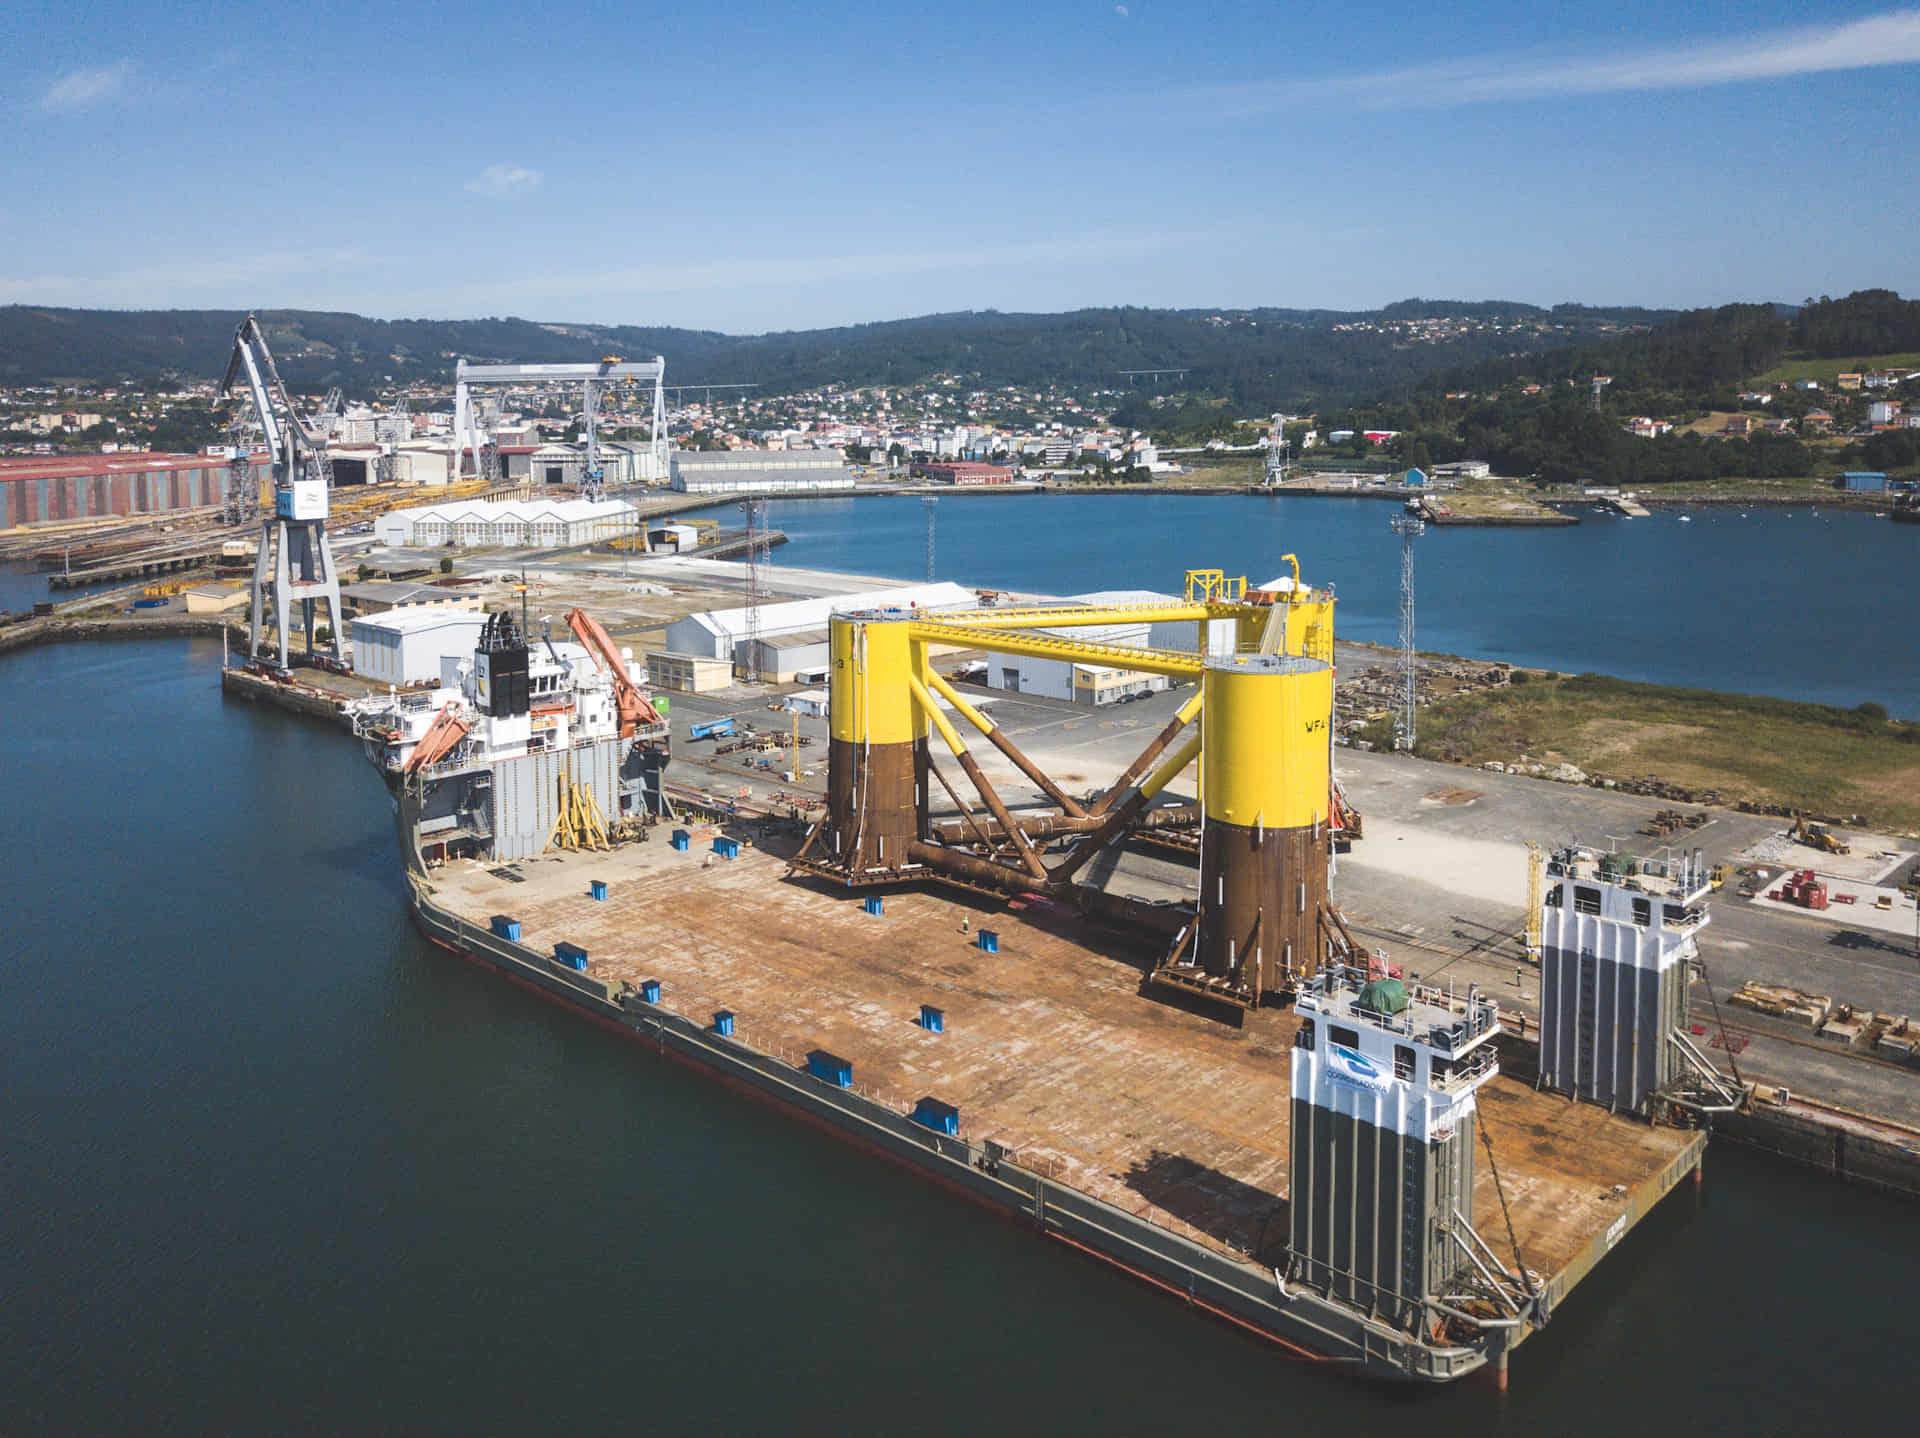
[427,837,1701,1290]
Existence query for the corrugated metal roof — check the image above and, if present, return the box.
[754,627,832,650]
[0,452,268,481]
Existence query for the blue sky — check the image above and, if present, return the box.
[2,0,1916,332]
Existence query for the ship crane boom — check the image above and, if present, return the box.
[564,607,667,740]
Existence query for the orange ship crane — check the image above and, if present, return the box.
[564,608,667,739]
[403,702,471,773]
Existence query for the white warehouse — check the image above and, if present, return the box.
[668,449,856,493]
[375,497,639,548]
[981,590,1233,707]
[351,608,488,685]
[663,582,979,665]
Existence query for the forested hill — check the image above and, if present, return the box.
[1356,289,1920,487]
[1402,290,1920,406]
[0,301,1669,410]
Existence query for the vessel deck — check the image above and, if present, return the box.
[427,838,1697,1283]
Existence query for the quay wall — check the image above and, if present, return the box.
[1712,1103,1920,1200]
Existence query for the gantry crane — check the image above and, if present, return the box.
[218,313,345,666]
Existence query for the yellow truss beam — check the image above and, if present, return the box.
[907,620,1206,678]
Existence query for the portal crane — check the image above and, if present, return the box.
[218,312,345,665]
[564,608,668,742]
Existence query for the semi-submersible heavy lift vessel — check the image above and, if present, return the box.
[362,562,1745,1388]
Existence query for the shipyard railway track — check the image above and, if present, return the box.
[1345,916,1920,1084]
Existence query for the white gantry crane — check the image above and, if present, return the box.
[453,356,667,500]
[218,312,346,667]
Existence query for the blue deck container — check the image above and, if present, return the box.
[639,979,661,1004]
[489,915,521,942]
[553,941,588,972]
[712,836,741,859]
[670,829,690,851]
[806,1049,853,1088]
[911,1097,960,1136]
[589,879,608,901]
[919,1004,945,1033]
[977,929,999,954]
[863,896,884,916]
[713,1010,735,1037]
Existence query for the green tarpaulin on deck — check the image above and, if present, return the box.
[1357,978,1409,1014]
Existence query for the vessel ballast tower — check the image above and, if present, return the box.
[1537,845,1745,1115]
[219,313,344,666]
[824,612,929,874]
[1290,966,1520,1335]
[1182,653,1333,1001]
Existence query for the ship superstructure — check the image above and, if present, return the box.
[349,606,670,865]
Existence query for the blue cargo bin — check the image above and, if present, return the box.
[863,896,884,916]
[589,880,608,901]
[806,1050,853,1088]
[490,915,521,942]
[712,837,740,859]
[977,929,999,954]
[639,980,661,1004]
[670,829,690,851]
[553,942,588,972]
[911,1097,960,1136]
[713,1010,735,1037]
[919,1004,945,1033]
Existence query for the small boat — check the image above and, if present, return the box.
[1677,515,1692,523]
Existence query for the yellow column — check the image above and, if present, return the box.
[1201,654,1332,829]
[828,613,923,745]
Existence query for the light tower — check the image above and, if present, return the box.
[738,498,765,683]
[921,494,938,581]
[1389,509,1424,749]
[1264,413,1291,487]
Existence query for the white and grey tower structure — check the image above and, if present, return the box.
[1537,846,1739,1114]
[1289,967,1514,1334]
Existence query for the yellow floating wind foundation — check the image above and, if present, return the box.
[791,568,1360,1003]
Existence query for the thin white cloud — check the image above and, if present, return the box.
[0,248,387,307]
[1115,5,1129,17]
[1208,8,1920,112]
[464,164,544,197]
[42,60,134,113]
[414,227,1241,309]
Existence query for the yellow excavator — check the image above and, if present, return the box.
[1791,813,1851,856]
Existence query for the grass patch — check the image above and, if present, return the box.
[1752,351,1920,385]
[1414,673,1920,829]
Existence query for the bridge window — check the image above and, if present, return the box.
[1574,885,1602,915]
[1632,897,1652,926]
[1329,1025,1360,1050]
[1394,1044,1417,1081]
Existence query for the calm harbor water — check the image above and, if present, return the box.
[695,494,1920,715]
[4,634,1919,1433]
